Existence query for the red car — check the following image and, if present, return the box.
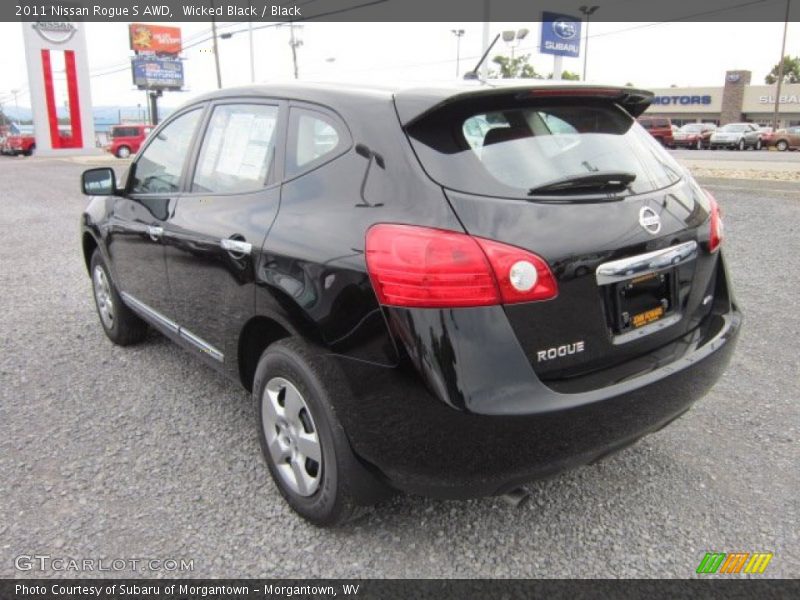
[671,123,717,150]
[2,127,36,156]
[637,116,674,147]
[106,124,153,158]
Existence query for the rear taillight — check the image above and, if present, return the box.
[365,224,557,308]
[707,192,723,253]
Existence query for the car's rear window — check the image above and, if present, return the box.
[407,100,683,199]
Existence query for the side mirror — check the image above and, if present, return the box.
[82,167,117,196]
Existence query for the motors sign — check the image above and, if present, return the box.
[132,56,184,90]
[540,12,581,58]
[652,95,713,106]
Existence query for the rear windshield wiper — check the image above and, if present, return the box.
[528,171,637,196]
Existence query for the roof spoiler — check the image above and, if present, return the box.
[396,85,655,126]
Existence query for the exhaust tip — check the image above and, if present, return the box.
[500,487,529,508]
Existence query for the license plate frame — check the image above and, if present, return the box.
[611,269,677,334]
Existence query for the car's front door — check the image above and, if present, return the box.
[163,101,285,365]
[106,107,204,321]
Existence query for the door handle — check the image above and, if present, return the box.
[147,226,163,242]
[220,238,252,256]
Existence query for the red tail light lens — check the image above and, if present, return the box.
[365,224,557,308]
[707,192,723,253]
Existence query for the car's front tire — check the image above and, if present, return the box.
[776,140,789,152]
[253,338,391,527]
[90,250,147,346]
[115,146,131,159]
[737,138,746,151]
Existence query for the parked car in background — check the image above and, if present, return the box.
[80,82,740,526]
[106,124,153,158]
[672,123,717,150]
[708,122,758,150]
[637,116,673,147]
[743,125,773,150]
[1,126,36,156]
[762,126,800,151]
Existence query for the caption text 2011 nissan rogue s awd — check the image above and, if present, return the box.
[80,82,741,526]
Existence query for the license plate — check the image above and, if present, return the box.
[611,271,675,333]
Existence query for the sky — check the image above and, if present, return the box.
[0,20,797,111]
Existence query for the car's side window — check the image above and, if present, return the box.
[130,109,202,195]
[192,104,279,194]
[286,107,347,178]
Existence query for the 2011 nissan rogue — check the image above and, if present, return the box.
[80,82,741,526]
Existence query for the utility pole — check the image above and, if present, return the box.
[451,29,465,78]
[11,89,20,125]
[289,23,303,79]
[772,0,791,130]
[480,2,490,80]
[210,1,222,89]
[579,5,599,81]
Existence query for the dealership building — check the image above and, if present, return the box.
[643,70,800,128]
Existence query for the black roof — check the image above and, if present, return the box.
[187,80,656,123]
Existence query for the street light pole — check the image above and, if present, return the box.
[579,5,599,81]
[209,0,223,89]
[451,29,465,78]
[248,21,255,83]
[772,0,791,130]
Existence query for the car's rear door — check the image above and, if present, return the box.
[163,99,286,365]
[106,106,205,321]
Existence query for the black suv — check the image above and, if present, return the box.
[80,82,741,526]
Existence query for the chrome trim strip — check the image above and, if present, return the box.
[180,327,224,363]
[220,238,252,256]
[119,292,224,363]
[120,292,179,335]
[595,240,698,286]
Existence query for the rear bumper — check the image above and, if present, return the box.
[332,303,741,499]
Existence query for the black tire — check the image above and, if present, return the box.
[24,145,35,157]
[756,139,763,151]
[737,138,746,151]
[776,140,789,152]
[253,338,391,527]
[89,250,147,346]
[696,138,703,150]
[116,145,131,159]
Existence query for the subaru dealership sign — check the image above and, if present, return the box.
[540,12,582,58]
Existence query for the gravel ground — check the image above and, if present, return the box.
[1,156,798,579]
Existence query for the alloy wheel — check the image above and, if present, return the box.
[262,377,323,497]
[92,265,114,329]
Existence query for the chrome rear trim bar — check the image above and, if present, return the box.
[595,240,698,286]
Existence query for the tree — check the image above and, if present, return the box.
[625,82,635,87]
[765,56,800,84]
[490,54,542,79]
[552,70,580,81]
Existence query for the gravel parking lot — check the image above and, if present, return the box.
[1,156,798,578]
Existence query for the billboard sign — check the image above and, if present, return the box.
[131,56,184,90]
[129,23,182,54]
[540,12,582,58]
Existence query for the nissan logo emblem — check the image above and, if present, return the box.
[639,207,662,235]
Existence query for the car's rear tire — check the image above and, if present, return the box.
[253,338,391,527]
[90,250,147,346]
[116,145,131,159]
[695,138,703,150]
[776,140,789,152]
[24,145,35,157]
[756,138,763,151]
